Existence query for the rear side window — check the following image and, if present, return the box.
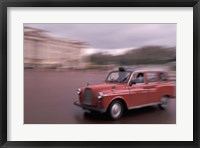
[159,72,167,81]
[147,73,158,83]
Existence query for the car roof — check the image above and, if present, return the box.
[116,66,167,73]
[134,69,166,73]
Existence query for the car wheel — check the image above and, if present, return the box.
[159,96,169,109]
[108,100,123,120]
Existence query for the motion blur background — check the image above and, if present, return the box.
[24,24,176,71]
[24,24,176,124]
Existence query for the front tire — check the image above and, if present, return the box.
[108,100,123,120]
[159,96,169,109]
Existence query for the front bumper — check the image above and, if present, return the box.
[74,101,107,113]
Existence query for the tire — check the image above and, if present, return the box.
[159,96,169,109]
[108,100,123,120]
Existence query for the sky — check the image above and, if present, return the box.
[24,23,176,51]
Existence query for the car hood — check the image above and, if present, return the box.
[82,82,126,93]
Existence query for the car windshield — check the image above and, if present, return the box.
[105,71,132,83]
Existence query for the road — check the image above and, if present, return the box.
[24,69,176,124]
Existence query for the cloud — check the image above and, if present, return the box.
[82,47,135,56]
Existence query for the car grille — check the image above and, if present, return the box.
[83,88,93,105]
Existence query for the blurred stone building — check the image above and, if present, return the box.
[24,27,87,69]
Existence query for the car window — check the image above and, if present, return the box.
[132,73,144,83]
[159,72,167,81]
[106,71,131,83]
[147,73,157,83]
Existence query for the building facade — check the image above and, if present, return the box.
[24,27,87,69]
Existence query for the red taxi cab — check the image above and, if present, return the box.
[74,67,175,120]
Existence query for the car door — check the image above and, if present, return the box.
[128,72,148,107]
[145,72,160,104]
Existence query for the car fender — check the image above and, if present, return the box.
[104,95,127,110]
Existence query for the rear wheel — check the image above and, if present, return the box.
[108,100,123,120]
[159,96,169,109]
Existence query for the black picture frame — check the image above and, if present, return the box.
[0,0,199,148]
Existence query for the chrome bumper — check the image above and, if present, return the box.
[73,101,106,113]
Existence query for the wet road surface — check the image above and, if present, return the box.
[24,70,176,124]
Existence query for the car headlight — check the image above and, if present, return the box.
[97,92,104,99]
[77,88,81,95]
